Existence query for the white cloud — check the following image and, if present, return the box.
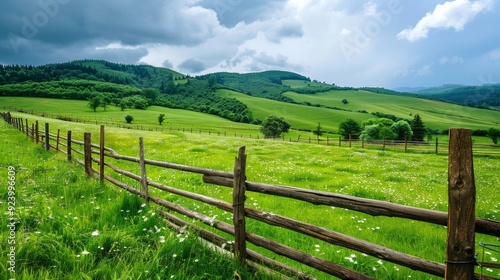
[486,49,500,61]
[439,55,465,64]
[398,0,494,42]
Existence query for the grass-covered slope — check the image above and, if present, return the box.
[2,113,499,279]
[283,89,500,131]
[0,119,272,280]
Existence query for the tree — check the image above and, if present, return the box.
[313,123,323,136]
[390,120,413,140]
[338,119,361,139]
[342,98,349,104]
[411,114,426,141]
[119,100,127,111]
[158,114,166,125]
[88,96,101,112]
[488,128,500,144]
[125,115,134,124]
[260,116,291,138]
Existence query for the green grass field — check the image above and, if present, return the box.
[1,112,499,279]
[282,90,500,131]
[0,120,276,280]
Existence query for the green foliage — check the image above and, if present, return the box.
[313,123,323,136]
[488,127,500,144]
[338,119,361,139]
[390,120,413,140]
[88,96,101,112]
[205,71,309,102]
[158,114,166,125]
[418,84,500,108]
[411,114,426,141]
[342,98,349,104]
[125,115,134,123]
[362,118,394,128]
[260,116,291,138]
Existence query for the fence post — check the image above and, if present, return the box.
[445,128,475,280]
[232,146,247,266]
[349,134,352,147]
[436,137,439,154]
[404,137,408,153]
[339,137,341,147]
[56,129,60,151]
[99,125,105,182]
[25,119,29,138]
[31,123,34,140]
[139,137,149,204]
[67,131,72,162]
[362,138,365,148]
[383,138,386,150]
[84,132,93,177]
[35,121,39,144]
[45,123,50,151]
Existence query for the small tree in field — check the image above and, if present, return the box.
[125,115,134,124]
[411,114,426,141]
[488,128,500,144]
[313,123,323,136]
[88,96,101,112]
[158,114,166,125]
[338,118,361,139]
[390,120,413,140]
[260,116,291,138]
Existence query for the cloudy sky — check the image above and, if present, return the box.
[1,0,498,88]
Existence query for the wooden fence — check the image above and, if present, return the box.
[5,106,500,156]
[2,111,500,280]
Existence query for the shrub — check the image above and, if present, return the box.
[125,115,134,123]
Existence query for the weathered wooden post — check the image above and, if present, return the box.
[67,131,72,162]
[383,138,386,150]
[436,137,439,154]
[404,137,408,153]
[56,129,60,151]
[139,137,149,204]
[339,136,341,147]
[45,123,50,151]
[35,121,39,144]
[362,138,365,148]
[25,119,29,137]
[233,146,247,266]
[99,125,105,182]
[84,132,93,177]
[445,128,475,280]
[349,134,352,147]
[31,123,34,140]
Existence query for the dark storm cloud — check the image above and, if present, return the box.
[197,0,288,26]
[178,58,207,73]
[0,0,219,63]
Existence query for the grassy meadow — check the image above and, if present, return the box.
[1,110,499,279]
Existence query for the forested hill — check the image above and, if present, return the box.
[416,84,500,108]
[0,60,322,123]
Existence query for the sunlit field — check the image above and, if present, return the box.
[1,113,498,279]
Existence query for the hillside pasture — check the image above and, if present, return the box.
[216,89,370,134]
[0,97,260,135]
[3,112,499,279]
[283,90,500,131]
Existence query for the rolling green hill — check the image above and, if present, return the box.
[282,90,500,131]
[1,59,499,135]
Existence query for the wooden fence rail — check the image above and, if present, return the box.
[2,112,500,280]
